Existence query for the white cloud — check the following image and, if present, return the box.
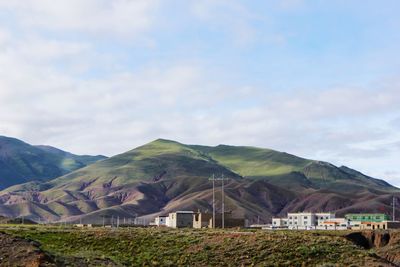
[0,0,400,186]
[0,0,159,38]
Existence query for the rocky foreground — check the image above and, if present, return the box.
[0,232,55,267]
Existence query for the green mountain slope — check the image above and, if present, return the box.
[191,144,312,177]
[0,136,106,189]
[0,138,398,223]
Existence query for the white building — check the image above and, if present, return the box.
[287,212,335,230]
[153,216,169,227]
[271,218,288,228]
[317,218,350,230]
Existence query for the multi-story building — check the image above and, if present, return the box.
[287,212,335,229]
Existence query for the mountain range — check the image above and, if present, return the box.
[0,136,106,189]
[0,136,398,224]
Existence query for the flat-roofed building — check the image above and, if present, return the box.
[317,218,350,230]
[168,211,194,228]
[272,218,288,229]
[193,212,213,228]
[287,212,335,230]
[358,221,400,230]
[193,212,247,228]
[154,215,169,227]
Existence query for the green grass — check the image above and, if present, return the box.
[192,144,312,177]
[1,226,383,267]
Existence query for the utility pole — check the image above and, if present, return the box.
[393,196,396,221]
[208,174,216,228]
[209,174,229,229]
[222,174,225,229]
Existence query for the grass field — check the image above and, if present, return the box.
[0,225,389,266]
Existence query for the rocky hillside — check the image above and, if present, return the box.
[0,136,106,189]
[0,139,398,223]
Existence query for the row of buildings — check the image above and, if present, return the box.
[151,211,248,228]
[150,210,400,230]
[271,212,400,230]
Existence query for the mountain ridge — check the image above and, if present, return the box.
[0,138,398,223]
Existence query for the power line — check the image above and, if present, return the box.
[209,174,229,229]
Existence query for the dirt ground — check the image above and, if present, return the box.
[0,231,56,267]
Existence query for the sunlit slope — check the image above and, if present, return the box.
[48,139,242,190]
[190,144,312,177]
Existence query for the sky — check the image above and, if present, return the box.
[0,0,399,185]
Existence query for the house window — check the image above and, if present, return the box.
[273,222,276,225]
[304,216,308,219]
[289,216,292,219]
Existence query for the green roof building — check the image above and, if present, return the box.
[345,213,390,222]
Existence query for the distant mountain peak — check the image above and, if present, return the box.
[0,135,107,190]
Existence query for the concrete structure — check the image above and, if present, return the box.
[193,212,247,228]
[272,218,288,229]
[153,216,169,227]
[345,213,390,223]
[317,218,350,230]
[193,212,213,228]
[74,224,93,228]
[168,211,194,228]
[287,212,335,230]
[358,221,400,230]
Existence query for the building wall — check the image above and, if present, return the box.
[155,216,168,226]
[193,213,213,229]
[272,218,288,228]
[359,221,400,230]
[207,213,247,228]
[287,212,335,229]
[168,212,194,228]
